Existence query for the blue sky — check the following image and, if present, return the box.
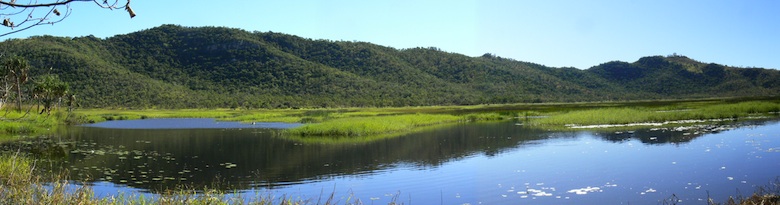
[2,0,779,69]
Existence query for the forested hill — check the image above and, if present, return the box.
[2,24,779,108]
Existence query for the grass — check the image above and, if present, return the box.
[287,114,463,136]
[530,100,780,128]
[73,109,399,124]
[281,112,514,143]
[0,97,759,141]
[280,123,458,144]
[0,107,80,142]
[717,194,780,205]
[76,108,516,138]
[71,98,780,137]
[0,153,33,183]
[681,178,780,205]
[0,98,773,142]
[463,112,511,121]
[74,109,245,123]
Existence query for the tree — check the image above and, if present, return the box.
[33,74,68,114]
[0,59,9,110]
[2,56,29,111]
[0,0,135,37]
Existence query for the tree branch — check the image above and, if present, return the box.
[3,0,67,8]
[0,6,71,37]
[0,0,132,37]
[0,0,89,8]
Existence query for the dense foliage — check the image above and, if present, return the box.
[1,25,779,108]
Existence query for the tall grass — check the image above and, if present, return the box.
[532,101,780,127]
[75,109,406,124]
[287,114,462,136]
[696,178,780,205]
[69,99,780,133]
[0,154,33,183]
[0,108,67,139]
[462,112,510,121]
[221,111,309,123]
[282,123,458,144]
[74,109,242,123]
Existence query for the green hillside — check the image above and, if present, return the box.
[1,25,778,108]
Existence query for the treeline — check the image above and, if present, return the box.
[0,24,778,108]
[0,56,71,114]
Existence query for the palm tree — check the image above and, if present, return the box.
[2,56,29,111]
[34,74,69,114]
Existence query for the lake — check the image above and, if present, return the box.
[13,118,780,204]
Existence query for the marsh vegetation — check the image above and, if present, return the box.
[532,100,780,129]
[69,98,780,138]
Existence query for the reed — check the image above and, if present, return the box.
[287,114,462,136]
[462,112,511,121]
[68,98,780,133]
[0,154,33,184]
[281,123,458,144]
[74,109,242,123]
[220,111,306,123]
[532,101,780,127]
[77,109,407,124]
[0,108,68,139]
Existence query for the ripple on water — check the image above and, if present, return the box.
[515,182,618,199]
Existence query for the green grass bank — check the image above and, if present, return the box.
[0,108,80,143]
[530,100,780,128]
[286,114,462,136]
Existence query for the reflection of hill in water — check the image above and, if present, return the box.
[37,122,562,192]
[2,119,776,193]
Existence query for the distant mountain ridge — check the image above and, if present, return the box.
[1,24,778,108]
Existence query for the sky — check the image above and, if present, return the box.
[2,0,779,69]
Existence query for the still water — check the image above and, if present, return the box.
[19,118,780,204]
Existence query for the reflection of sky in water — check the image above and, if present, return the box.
[250,122,780,205]
[82,118,302,129]
[73,120,780,205]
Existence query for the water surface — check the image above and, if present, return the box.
[8,118,780,204]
